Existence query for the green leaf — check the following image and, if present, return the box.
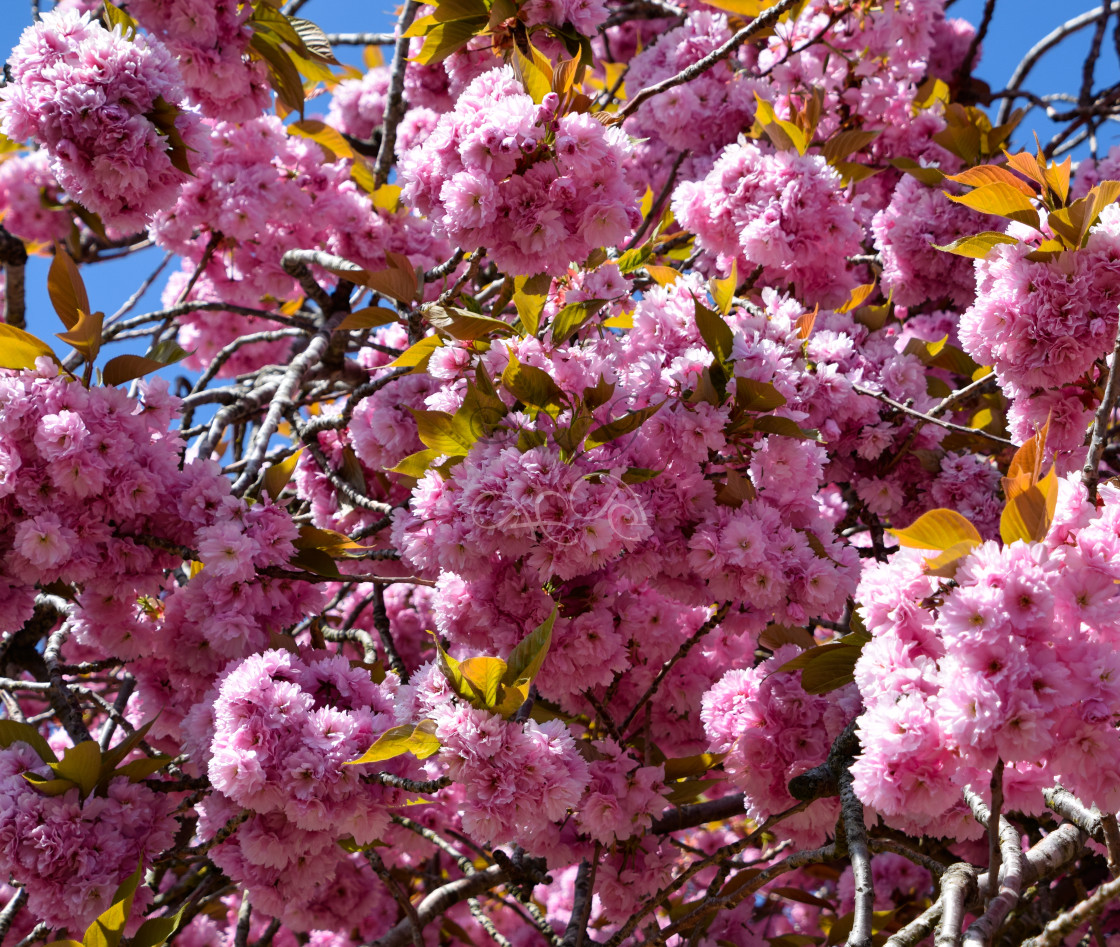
[84,861,143,947]
[48,247,89,330]
[820,128,879,164]
[583,375,615,411]
[100,718,157,773]
[502,609,557,687]
[147,339,191,364]
[424,305,516,340]
[347,720,441,764]
[100,1,138,38]
[777,642,863,695]
[751,415,819,440]
[933,231,1019,259]
[664,778,722,806]
[250,32,306,115]
[51,740,101,799]
[621,467,661,484]
[694,300,734,365]
[145,95,195,176]
[502,354,566,411]
[616,244,652,274]
[287,16,341,64]
[0,720,57,763]
[550,298,609,345]
[411,18,488,65]
[128,908,185,947]
[290,547,342,578]
[662,753,725,780]
[114,756,173,782]
[585,401,665,451]
[733,377,786,413]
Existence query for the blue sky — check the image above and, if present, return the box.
[1,0,1117,349]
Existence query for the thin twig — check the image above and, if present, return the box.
[1082,314,1120,500]
[618,0,801,121]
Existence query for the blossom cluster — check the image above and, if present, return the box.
[0,10,204,233]
[851,477,1120,836]
[127,0,271,121]
[400,66,639,276]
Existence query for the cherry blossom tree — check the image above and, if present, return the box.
[4,1,1120,946]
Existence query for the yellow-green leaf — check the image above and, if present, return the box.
[424,304,516,340]
[0,323,59,370]
[51,740,101,798]
[388,334,442,371]
[263,449,304,502]
[933,231,1020,259]
[888,508,982,551]
[84,861,143,947]
[101,0,139,36]
[347,720,441,764]
[502,608,557,687]
[410,18,487,65]
[514,45,552,104]
[458,656,508,708]
[709,260,737,316]
[388,448,445,478]
[288,119,354,160]
[410,408,476,454]
[513,285,547,337]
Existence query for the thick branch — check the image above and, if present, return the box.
[961,787,1023,947]
[935,863,978,947]
[368,865,509,947]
